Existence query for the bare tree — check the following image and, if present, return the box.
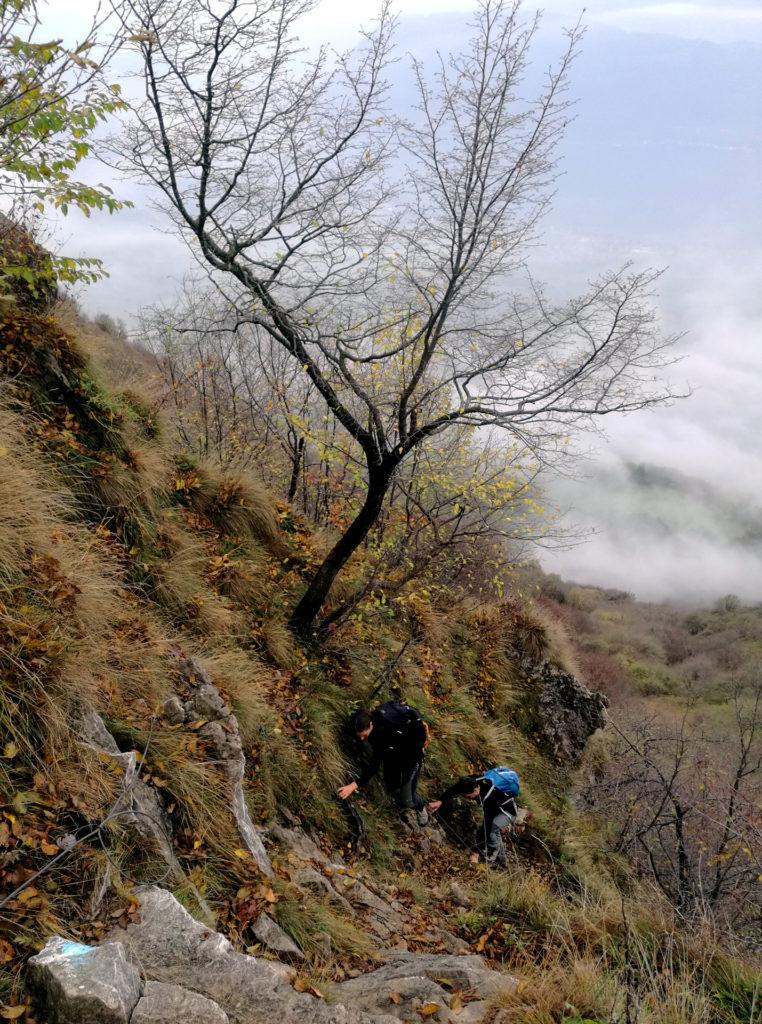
[116,0,683,635]
[580,686,762,945]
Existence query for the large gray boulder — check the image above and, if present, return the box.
[28,937,141,1024]
[109,886,397,1024]
[131,981,229,1024]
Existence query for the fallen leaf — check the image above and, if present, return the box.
[232,848,249,859]
[0,940,14,963]
[2,742,17,759]
[419,1003,440,1017]
[0,1007,26,1020]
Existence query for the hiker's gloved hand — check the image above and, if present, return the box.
[427,800,442,813]
[337,782,358,799]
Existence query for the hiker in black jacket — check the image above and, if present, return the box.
[337,701,429,826]
[427,773,517,865]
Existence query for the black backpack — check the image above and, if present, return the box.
[376,701,430,746]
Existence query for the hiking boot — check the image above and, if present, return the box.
[415,806,429,827]
[400,808,418,829]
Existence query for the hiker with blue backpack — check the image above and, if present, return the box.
[427,767,520,866]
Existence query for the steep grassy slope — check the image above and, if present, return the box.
[1,306,759,1022]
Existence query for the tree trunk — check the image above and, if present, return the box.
[287,436,304,503]
[289,465,392,637]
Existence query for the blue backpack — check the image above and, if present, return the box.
[481,767,520,798]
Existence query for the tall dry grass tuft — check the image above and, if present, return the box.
[179,463,280,548]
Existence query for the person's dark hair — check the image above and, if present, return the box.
[350,708,372,733]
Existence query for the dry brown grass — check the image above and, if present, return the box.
[526,604,581,676]
[184,464,281,548]
[195,648,272,742]
[260,616,298,669]
[494,949,617,1023]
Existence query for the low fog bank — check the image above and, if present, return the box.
[540,241,762,606]
[542,460,762,605]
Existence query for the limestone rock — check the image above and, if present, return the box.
[452,1002,490,1024]
[162,696,186,725]
[436,930,471,955]
[77,711,213,922]
[28,937,141,1024]
[269,823,329,864]
[131,981,229,1024]
[339,878,405,932]
[338,952,517,1005]
[77,711,175,867]
[290,865,354,914]
[251,913,305,960]
[175,656,273,876]
[347,974,452,1021]
[110,885,397,1024]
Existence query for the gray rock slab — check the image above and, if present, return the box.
[131,981,229,1024]
[290,866,354,914]
[28,937,141,1024]
[338,878,405,931]
[111,886,397,1024]
[251,913,304,960]
[270,824,328,864]
[338,953,517,1002]
[452,1001,491,1024]
[338,975,451,1021]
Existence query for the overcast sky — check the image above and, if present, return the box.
[42,0,762,603]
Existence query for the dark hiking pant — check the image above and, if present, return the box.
[383,757,424,810]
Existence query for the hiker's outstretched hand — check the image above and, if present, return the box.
[337,782,358,800]
[427,800,442,813]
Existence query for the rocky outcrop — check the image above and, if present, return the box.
[78,711,177,869]
[28,937,141,1024]
[107,885,398,1024]
[31,844,518,1024]
[76,710,213,922]
[515,658,608,763]
[167,655,273,876]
